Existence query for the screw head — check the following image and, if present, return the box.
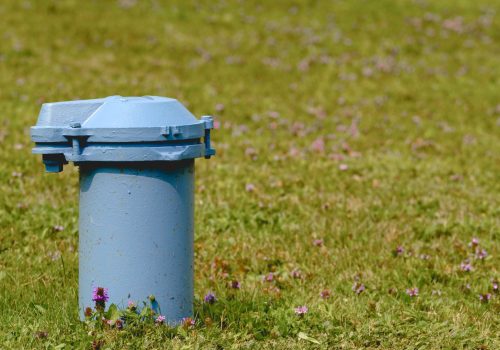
[69,122,81,128]
[201,115,214,129]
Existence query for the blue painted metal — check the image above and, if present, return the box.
[79,161,194,321]
[31,96,215,172]
[31,96,215,323]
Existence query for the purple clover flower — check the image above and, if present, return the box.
[313,239,324,247]
[406,287,419,297]
[395,246,404,256]
[291,269,302,279]
[469,237,479,248]
[127,300,137,312]
[475,248,488,260]
[92,286,109,310]
[155,315,166,324]
[460,261,473,272]
[352,282,365,295]
[493,282,499,293]
[294,305,308,316]
[263,272,274,282]
[245,183,256,192]
[204,292,217,304]
[92,287,109,302]
[479,293,491,303]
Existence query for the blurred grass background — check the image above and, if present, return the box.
[0,0,499,348]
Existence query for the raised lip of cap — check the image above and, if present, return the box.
[41,95,176,106]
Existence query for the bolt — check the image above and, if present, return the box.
[201,115,214,129]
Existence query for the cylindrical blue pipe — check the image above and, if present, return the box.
[78,160,194,322]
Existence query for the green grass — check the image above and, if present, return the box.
[1,0,499,348]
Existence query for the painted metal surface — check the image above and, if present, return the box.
[31,96,215,323]
[79,161,194,321]
[31,96,215,172]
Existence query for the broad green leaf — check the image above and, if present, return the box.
[106,304,121,321]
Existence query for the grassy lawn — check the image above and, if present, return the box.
[1,0,499,348]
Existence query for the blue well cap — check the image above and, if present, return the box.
[31,96,215,172]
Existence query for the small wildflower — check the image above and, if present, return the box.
[352,282,365,295]
[245,183,256,192]
[92,287,109,311]
[263,272,274,282]
[92,287,109,302]
[204,292,217,304]
[406,287,419,297]
[338,163,349,171]
[475,248,488,260]
[310,138,325,153]
[182,317,196,328]
[148,294,156,302]
[84,307,93,318]
[460,261,473,272]
[479,293,491,303]
[155,315,166,324]
[127,300,136,311]
[492,282,498,293]
[395,246,404,256]
[289,147,301,157]
[245,147,258,160]
[115,319,123,329]
[294,305,308,316]
[48,250,61,261]
[320,289,331,299]
[291,269,302,279]
[469,237,479,248]
[52,225,64,232]
[229,280,241,289]
[313,239,323,247]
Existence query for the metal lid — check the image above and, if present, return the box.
[31,96,215,172]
